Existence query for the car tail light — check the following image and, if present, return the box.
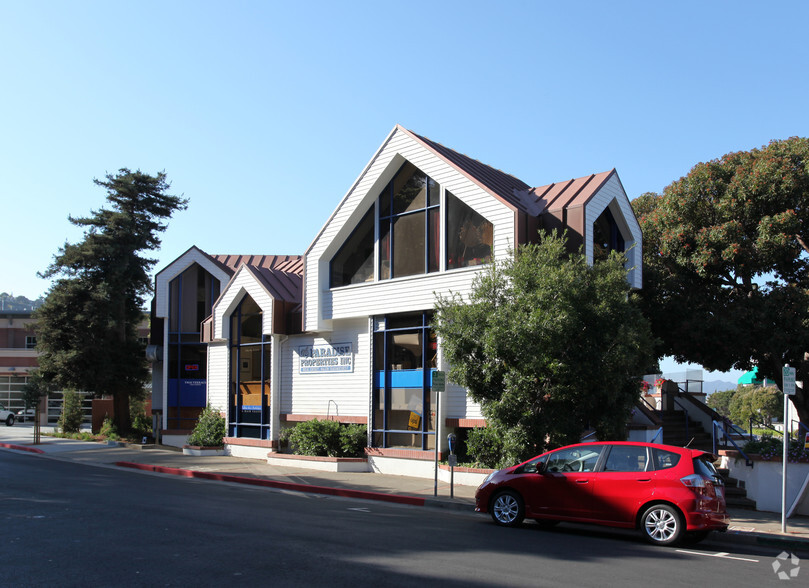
[680,474,716,498]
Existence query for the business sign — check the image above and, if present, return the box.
[298,343,353,374]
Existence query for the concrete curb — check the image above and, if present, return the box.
[0,443,44,454]
[114,461,428,507]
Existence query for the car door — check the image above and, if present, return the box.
[588,444,653,525]
[516,445,604,520]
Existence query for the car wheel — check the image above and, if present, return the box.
[6,414,14,426]
[641,504,683,546]
[491,490,524,527]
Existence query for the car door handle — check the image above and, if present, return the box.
[575,479,589,484]
[637,478,651,482]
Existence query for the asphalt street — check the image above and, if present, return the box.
[1,449,803,587]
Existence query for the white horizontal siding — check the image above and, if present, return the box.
[584,174,642,289]
[212,266,276,340]
[279,318,371,418]
[206,342,229,414]
[155,247,231,318]
[305,126,516,331]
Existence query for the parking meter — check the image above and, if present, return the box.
[447,433,457,455]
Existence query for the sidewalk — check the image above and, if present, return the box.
[2,424,808,551]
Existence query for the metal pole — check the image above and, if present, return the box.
[782,367,789,533]
[433,389,440,497]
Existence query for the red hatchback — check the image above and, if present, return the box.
[475,441,729,546]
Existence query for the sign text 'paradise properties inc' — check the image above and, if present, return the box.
[298,343,354,373]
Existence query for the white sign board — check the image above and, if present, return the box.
[298,343,353,373]
[783,365,796,396]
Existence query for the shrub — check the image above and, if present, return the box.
[186,405,226,447]
[58,390,84,434]
[465,426,505,469]
[286,419,367,458]
[745,434,809,461]
[99,417,120,440]
[130,398,152,440]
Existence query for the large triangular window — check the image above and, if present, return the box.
[446,191,492,269]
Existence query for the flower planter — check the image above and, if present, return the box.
[183,445,225,456]
[266,452,369,472]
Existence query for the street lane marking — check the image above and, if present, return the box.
[348,507,371,512]
[676,549,759,563]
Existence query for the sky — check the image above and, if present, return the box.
[3,1,807,384]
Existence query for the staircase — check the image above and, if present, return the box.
[716,467,757,510]
[660,410,714,452]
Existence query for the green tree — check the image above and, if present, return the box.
[35,169,187,434]
[633,137,809,424]
[706,388,735,418]
[58,390,84,434]
[433,232,656,467]
[729,385,782,427]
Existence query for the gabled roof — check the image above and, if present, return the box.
[402,126,615,217]
[212,254,303,304]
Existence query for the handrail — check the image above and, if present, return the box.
[749,418,783,440]
[638,395,657,413]
[791,420,809,445]
[713,420,754,467]
[650,427,663,443]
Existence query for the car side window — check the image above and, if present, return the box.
[603,445,649,472]
[545,446,603,473]
[651,448,681,470]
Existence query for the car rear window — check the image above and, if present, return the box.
[651,448,681,470]
[693,457,718,478]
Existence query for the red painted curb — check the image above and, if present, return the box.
[0,443,45,454]
[114,461,427,507]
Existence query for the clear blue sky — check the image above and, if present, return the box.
[3,1,806,383]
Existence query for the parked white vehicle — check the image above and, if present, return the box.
[1,404,15,426]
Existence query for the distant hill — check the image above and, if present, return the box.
[703,380,737,394]
[0,293,44,311]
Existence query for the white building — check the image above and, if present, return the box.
[150,125,643,468]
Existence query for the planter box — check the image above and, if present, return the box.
[183,445,225,456]
[266,452,369,473]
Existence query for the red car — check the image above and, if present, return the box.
[475,441,729,546]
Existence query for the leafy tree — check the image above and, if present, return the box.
[633,137,809,424]
[706,388,735,419]
[729,385,782,427]
[35,169,187,433]
[433,232,656,467]
[22,369,53,412]
[58,390,84,434]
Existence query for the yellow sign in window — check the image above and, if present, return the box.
[408,412,421,430]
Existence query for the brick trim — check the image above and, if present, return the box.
[444,418,487,428]
[224,437,274,448]
[280,414,367,424]
[365,447,445,461]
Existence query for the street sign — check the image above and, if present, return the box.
[432,370,446,392]
[783,365,796,396]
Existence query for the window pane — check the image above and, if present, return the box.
[604,445,648,472]
[391,331,422,370]
[446,191,493,269]
[330,208,375,287]
[392,211,425,278]
[428,207,440,273]
[393,162,427,214]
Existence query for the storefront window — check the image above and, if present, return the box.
[167,264,220,429]
[229,294,271,439]
[372,312,437,450]
[446,191,493,269]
